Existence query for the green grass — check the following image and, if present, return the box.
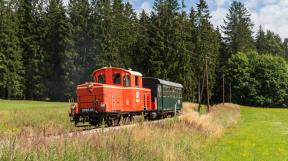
[0,100,74,135]
[4,100,288,160]
[205,106,288,161]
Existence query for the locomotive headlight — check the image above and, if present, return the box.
[100,103,106,109]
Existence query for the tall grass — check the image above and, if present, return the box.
[0,102,240,161]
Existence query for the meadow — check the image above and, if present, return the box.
[2,100,287,161]
[0,100,75,136]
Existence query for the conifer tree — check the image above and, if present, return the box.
[175,6,195,101]
[256,25,266,54]
[193,0,220,99]
[0,0,24,99]
[68,0,91,96]
[132,10,150,75]
[93,0,121,67]
[256,26,285,56]
[43,0,74,101]
[148,0,180,79]
[222,1,255,55]
[17,0,46,99]
[284,38,288,57]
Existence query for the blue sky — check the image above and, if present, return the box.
[63,0,288,39]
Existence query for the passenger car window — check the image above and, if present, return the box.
[135,76,139,87]
[113,73,121,85]
[123,75,130,87]
[98,74,105,84]
[157,85,162,97]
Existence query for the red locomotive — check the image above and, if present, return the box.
[69,67,183,126]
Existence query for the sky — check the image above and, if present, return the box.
[63,0,288,39]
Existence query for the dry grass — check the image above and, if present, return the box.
[181,103,240,137]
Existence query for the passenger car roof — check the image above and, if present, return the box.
[143,77,183,88]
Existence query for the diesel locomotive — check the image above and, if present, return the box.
[69,67,183,126]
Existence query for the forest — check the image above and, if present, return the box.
[1,0,288,107]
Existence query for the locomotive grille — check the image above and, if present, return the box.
[142,93,150,108]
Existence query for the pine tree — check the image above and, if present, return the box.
[43,0,74,101]
[222,1,255,55]
[0,0,24,99]
[193,0,220,100]
[68,0,91,96]
[148,0,180,79]
[132,10,150,75]
[256,25,266,54]
[284,38,288,58]
[174,6,195,101]
[265,30,285,56]
[256,26,285,56]
[17,0,46,99]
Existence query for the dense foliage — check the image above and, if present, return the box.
[0,0,288,107]
[225,51,288,107]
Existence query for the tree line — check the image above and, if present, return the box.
[1,0,288,106]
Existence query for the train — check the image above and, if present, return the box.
[69,67,183,126]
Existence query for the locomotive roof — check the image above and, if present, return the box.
[91,67,142,76]
[143,77,183,88]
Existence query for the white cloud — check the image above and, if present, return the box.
[214,0,233,7]
[210,0,288,39]
[211,8,227,28]
[250,1,288,38]
[136,0,152,15]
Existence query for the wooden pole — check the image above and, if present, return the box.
[222,73,225,105]
[205,56,210,112]
[198,82,201,112]
[229,83,232,103]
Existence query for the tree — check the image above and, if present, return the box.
[132,10,150,75]
[193,0,220,102]
[0,0,24,99]
[222,1,255,55]
[225,51,288,107]
[68,0,91,97]
[17,0,46,99]
[284,38,288,57]
[264,30,285,56]
[174,7,195,101]
[256,26,285,56]
[148,0,180,79]
[43,0,74,101]
[256,25,266,54]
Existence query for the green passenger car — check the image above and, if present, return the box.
[143,77,183,113]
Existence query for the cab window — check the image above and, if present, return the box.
[123,75,130,87]
[98,74,105,84]
[113,73,121,85]
[135,76,139,87]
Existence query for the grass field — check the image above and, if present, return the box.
[0,100,75,136]
[205,107,288,161]
[1,100,287,160]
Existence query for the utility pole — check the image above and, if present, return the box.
[222,73,225,105]
[205,55,210,112]
[198,57,206,113]
[198,82,201,112]
[229,83,232,103]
